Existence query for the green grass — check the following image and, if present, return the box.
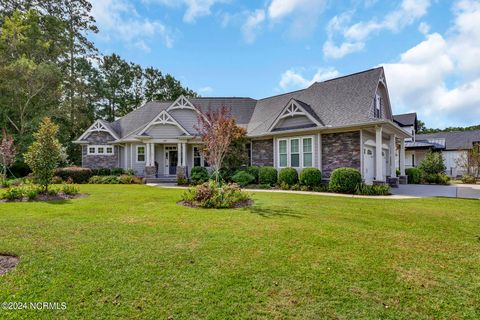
[0,185,479,319]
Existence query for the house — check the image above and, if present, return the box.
[74,67,410,185]
[393,112,480,177]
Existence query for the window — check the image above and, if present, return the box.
[193,146,202,167]
[277,136,314,168]
[290,138,300,167]
[303,138,313,167]
[279,140,288,167]
[246,143,252,166]
[86,145,114,155]
[374,94,381,118]
[137,146,145,162]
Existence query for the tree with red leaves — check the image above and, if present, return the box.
[195,106,246,185]
[0,129,17,179]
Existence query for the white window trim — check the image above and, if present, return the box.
[136,145,146,163]
[87,145,115,156]
[276,136,315,169]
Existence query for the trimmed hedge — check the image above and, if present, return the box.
[328,167,362,194]
[55,167,93,184]
[299,168,322,187]
[191,167,209,185]
[258,166,277,186]
[231,171,255,187]
[278,167,298,186]
[246,166,260,184]
[405,168,421,184]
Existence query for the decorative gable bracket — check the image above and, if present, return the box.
[77,120,119,141]
[167,95,197,112]
[268,99,322,132]
[137,110,190,136]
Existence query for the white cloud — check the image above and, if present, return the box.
[418,22,430,35]
[91,0,175,50]
[382,0,480,127]
[279,67,340,90]
[324,0,431,59]
[241,9,266,43]
[198,86,213,94]
[150,0,227,23]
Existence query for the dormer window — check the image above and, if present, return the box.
[374,94,381,118]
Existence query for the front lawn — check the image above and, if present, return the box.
[0,185,478,319]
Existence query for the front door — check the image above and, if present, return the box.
[164,146,178,175]
[364,147,375,184]
[169,150,178,175]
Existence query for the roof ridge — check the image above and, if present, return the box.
[258,88,306,101]
[311,67,383,86]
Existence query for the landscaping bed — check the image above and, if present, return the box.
[0,255,19,276]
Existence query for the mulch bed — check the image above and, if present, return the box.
[178,199,254,209]
[0,255,19,275]
[0,193,88,203]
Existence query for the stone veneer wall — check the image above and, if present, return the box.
[81,131,119,169]
[321,131,361,178]
[251,139,273,167]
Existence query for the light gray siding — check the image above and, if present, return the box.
[169,109,198,134]
[146,124,183,138]
[275,115,313,130]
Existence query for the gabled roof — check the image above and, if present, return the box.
[414,130,480,150]
[267,98,323,132]
[393,113,417,127]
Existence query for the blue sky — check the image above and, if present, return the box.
[90,0,480,128]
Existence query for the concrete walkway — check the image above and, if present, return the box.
[391,184,480,199]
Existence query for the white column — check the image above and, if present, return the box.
[145,143,151,166]
[124,144,128,169]
[400,139,406,176]
[182,143,187,166]
[177,143,182,167]
[375,126,384,181]
[390,134,396,177]
[150,143,155,166]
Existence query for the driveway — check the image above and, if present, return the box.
[391,184,480,199]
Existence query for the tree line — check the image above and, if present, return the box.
[0,0,196,169]
[417,120,480,134]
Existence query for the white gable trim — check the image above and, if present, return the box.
[268,99,321,132]
[166,95,199,112]
[137,110,190,136]
[78,120,119,140]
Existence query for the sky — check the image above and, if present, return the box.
[90,0,480,129]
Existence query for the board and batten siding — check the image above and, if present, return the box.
[275,115,313,130]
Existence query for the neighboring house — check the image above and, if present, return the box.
[394,113,480,177]
[74,67,410,184]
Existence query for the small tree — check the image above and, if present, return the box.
[24,117,61,191]
[0,129,17,179]
[418,151,446,175]
[195,106,244,185]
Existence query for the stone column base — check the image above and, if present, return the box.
[399,175,408,184]
[145,166,156,178]
[386,177,399,188]
[373,180,386,185]
[176,166,188,185]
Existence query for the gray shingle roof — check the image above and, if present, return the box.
[393,113,417,127]
[247,67,384,135]
[415,130,480,150]
[101,67,389,139]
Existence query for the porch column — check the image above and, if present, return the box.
[145,143,151,166]
[177,143,182,165]
[375,126,384,182]
[150,143,155,166]
[400,139,406,176]
[182,143,187,166]
[390,134,396,177]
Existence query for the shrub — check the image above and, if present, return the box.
[117,174,142,184]
[246,166,260,183]
[88,175,119,184]
[258,166,277,186]
[423,173,450,185]
[278,181,290,190]
[355,184,391,196]
[328,167,362,194]
[278,167,298,186]
[1,187,25,200]
[91,168,111,176]
[257,184,271,189]
[418,151,446,175]
[299,168,322,187]
[60,184,80,195]
[56,167,93,184]
[24,186,40,200]
[461,174,477,184]
[216,167,236,183]
[125,169,135,176]
[51,176,63,184]
[181,181,251,208]
[405,168,422,184]
[231,171,255,187]
[111,168,125,176]
[396,169,401,177]
[191,167,209,185]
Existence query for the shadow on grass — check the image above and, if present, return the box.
[249,206,303,218]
